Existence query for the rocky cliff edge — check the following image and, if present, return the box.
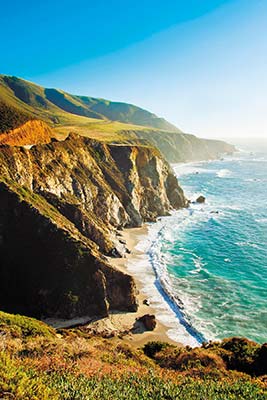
[0,131,187,319]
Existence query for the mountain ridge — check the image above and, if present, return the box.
[0,74,180,132]
[0,74,235,162]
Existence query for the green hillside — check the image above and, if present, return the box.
[0,311,266,400]
[0,100,32,133]
[0,75,179,132]
[0,74,235,161]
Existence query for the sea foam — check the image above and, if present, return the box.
[129,150,267,345]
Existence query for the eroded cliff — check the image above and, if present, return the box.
[0,134,186,319]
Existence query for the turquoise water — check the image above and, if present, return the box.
[148,149,267,344]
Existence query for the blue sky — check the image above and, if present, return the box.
[1,0,266,139]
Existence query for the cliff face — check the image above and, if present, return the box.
[0,120,53,146]
[0,134,186,319]
[131,130,236,163]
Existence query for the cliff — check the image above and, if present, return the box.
[0,74,233,320]
[130,130,236,162]
[0,119,53,146]
[0,134,186,319]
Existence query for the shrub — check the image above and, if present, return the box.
[253,343,267,376]
[175,349,225,371]
[143,341,173,358]
[0,352,58,400]
[0,311,55,338]
[155,347,226,372]
[214,337,260,374]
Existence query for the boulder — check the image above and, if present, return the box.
[196,195,206,204]
[137,314,156,331]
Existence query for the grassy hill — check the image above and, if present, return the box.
[0,74,235,161]
[0,75,179,132]
[0,311,266,399]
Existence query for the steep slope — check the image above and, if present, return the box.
[1,313,266,399]
[0,134,186,318]
[0,119,53,146]
[0,100,33,133]
[0,75,235,162]
[0,75,179,132]
[130,129,235,162]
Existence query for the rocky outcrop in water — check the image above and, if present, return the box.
[196,195,206,204]
[0,134,186,319]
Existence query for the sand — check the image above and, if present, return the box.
[106,226,182,348]
[45,225,182,348]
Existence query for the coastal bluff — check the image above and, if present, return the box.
[0,133,186,319]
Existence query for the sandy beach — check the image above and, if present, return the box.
[106,226,182,348]
[45,225,183,348]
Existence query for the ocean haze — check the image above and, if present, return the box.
[230,138,267,152]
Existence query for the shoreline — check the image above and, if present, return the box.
[45,225,183,348]
[47,155,239,346]
[107,225,183,348]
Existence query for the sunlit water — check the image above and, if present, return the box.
[132,148,267,346]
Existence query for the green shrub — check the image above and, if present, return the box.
[143,341,173,358]
[211,337,260,374]
[48,372,267,400]
[0,311,55,338]
[253,343,267,376]
[0,352,58,400]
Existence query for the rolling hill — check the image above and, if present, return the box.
[0,74,235,161]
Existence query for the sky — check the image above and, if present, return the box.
[1,0,266,140]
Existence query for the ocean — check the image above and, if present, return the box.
[128,145,267,347]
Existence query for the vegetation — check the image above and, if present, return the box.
[0,101,32,133]
[0,75,179,132]
[0,311,266,399]
[0,311,55,338]
[204,337,264,375]
[143,341,172,358]
[143,339,267,377]
[0,74,235,161]
[0,75,175,136]
[47,373,266,400]
[0,119,53,146]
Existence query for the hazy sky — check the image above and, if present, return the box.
[1,0,266,139]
